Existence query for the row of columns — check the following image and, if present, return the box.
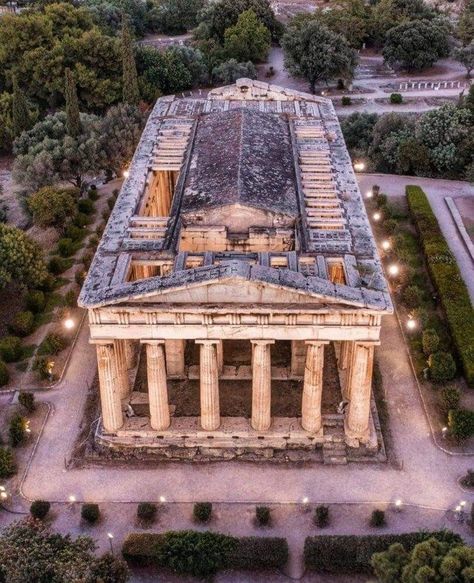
[95,338,375,444]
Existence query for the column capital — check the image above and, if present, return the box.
[305,340,330,346]
[140,339,165,345]
[250,339,275,346]
[90,338,114,346]
[196,339,220,345]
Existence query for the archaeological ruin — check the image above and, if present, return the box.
[79,80,393,462]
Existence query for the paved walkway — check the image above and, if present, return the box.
[357,174,474,304]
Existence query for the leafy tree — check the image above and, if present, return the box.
[147,0,205,34]
[458,0,474,47]
[12,76,31,140]
[383,19,451,72]
[282,20,357,93]
[454,41,474,78]
[84,0,149,36]
[0,447,15,478]
[223,10,271,63]
[212,59,257,84]
[0,92,14,153]
[372,537,474,582]
[121,15,140,106]
[28,187,78,228]
[0,519,129,583]
[0,224,47,289]
[64,68,81,138]
[341,112,378,155]
[13,111,103,191]
[370,0,436,46]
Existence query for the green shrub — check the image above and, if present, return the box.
[32,355,52,380]
[256,506,271,526]
[82,251,93,270]
[407,186,474,386]
[0,360,9,386]
[25,290,46,313]
[30,499,51,519]
[341,96,352,106]
[227,536,289,571]
[73,212,91,227]
[448,409,474,439]
[390,92,403,104]
[107,197,115,210]
[0,336,22,362]
[440,385,461,414]
[64,224,85,242]
[28,186,77,228]
[88,234,99,247]
[460,469,474,488]
[101,210,111,221]
[75,270,86,286]
[88,188,99,201]
[376,193,388,209]
[38,333,65,356]
[77,198,94,215]
[57,238,75,258]
[314,505,330,528]
[193,502,212,523]
[383,218,398,235]
[429,351,457,382]
[303,531,461,573]
[137,502,156,522]
[401,285,423,309]
[422,328,440,355]
[0,447,16,478]
[10,311,34,337]
[18,391,35,412]
[9,414,26,447]
[370,509,386,527]
[48,256,71,275]
[81,503,100,523]
[64,290,77,308]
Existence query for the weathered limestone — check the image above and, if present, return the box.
[216,340,224,375]
[290,340,306,377]
[113,340,129,399]
[165,339,185,377]
[197,340,220,430]
[339,340,353,371]
[301,341,327,433]
[345,342,375,444]
[124,339,137,369]
[144,341,170,430]
[251,340,274,431]
[96,343,123,432]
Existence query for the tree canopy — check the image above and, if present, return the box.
[0,224,47,289]
[223,9,271,63]
[28,186,78,228]
[147,0,205,35]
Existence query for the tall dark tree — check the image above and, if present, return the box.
[64,68,81,137]
[121,14,140,105]
[12,76,30,139]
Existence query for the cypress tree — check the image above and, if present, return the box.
[64,68,81,138]
[12,76,30,138]
[121,15,140,106]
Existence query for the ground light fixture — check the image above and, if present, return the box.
[388,264,400,277]
[302,496,309,504]
[406,319,417,331]
[394,499,402,511]
[442,426,448,438]
[372,212,381,221]
[353,161,365,172]
[366,190,373,199]
[381,240,391,251]
[64,318,75,330]
[0,485,8,502]
[68,494,76,503]
[123,170,130,178]
[159,495,166,503]
[107,532,114,554]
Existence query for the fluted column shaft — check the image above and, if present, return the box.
[345,342,375,443]
[290,340,306,377]
[113,340,129,399]
[96,343,123,432]
[144,341,170,430]
[216,340,224,375]
[124,339,137,370]
[251,340,274,432]
[197,340,220,430]
[301,341,327,433]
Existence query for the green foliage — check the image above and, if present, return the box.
[370,510,386,528]
[341,96,352,106]
[38,333,66,356]
[448,408,474,439]
[422,328,440,355]
[77,198,94,215]
[32,355,52,380]
[147,0,205,35]
[458,0,474,47]
[0,446,15,478]
[122,15,140,106]
[12,75,32,140]
[371,537,474,583]
[122,531,288,574]
[440,385,461,414]
[212,59,257,84]
[429,352,457,383]
[48,256,73,276]
[454,42,474,78]
[28,187,78,229]
[0,224,47,290]
[314,505,330,528]
[64,290,78,308]
[401,285,423,309]
[223,10,271,63]
[407,186,474,385]
[390,93,403,104]
[30,500,51,520]
[137,502,157,522]
[256,506,271,526]
[18,391,36,413]
[9,413,26,447]
[304,531,462,573]
[64,225,85,242]
[64,68,81,138]
[57,238,76,258]
[282,20,358,93]
[0,519,128,582]
[25,290,46,313]
[193,501,212,523]
[0,336,22,363]
[81,503,100,523]
[73,212,92,228]
[0,360,9,387]
[341,112,378,155]
[10,311,35,337]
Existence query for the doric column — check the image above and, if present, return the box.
[251,340,274,432]
[124,339,137,370]
[290,340,306,377]
[344,342,375,444]
[143,341,170,430]
[216,340,224,375]
[96,342,123,432]
[301,341,327,433]
[165,340,185,378]
[113,340,129,399]
[339,340,353,371]
[197,340,220,430]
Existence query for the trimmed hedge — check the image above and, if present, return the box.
[304,531,462,573]
[122,531,288,576]
[406,186,474,386]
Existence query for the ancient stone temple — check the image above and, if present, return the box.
[79,80,393,461]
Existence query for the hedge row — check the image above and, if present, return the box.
[406,185,474,386]
[122,531,288,577]
[304,531,462,573]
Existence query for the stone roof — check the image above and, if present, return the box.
[182,108,297,216]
